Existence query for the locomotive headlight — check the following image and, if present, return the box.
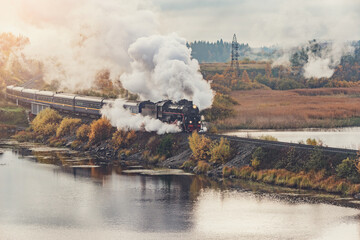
[193,105,197,109]
[189,121,192,124]
[198,121,201,124]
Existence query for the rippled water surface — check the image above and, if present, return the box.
[225,127,360,150]
[0,149,360,240]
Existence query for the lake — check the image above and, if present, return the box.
[0,147,360,240]
[224,127,360,150]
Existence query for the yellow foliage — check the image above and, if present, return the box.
[56,118,82,137]
[111,129,136,150]
[188,131,211,161]
[76,124,91,142]
[306,138,322,146]
[258,135,278,141]
[196,161,211,174]
[209,137,231,164]
[88,118,113,143]
[251,157,261,170]
[32,108,62,137]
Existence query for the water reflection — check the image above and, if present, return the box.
[225,127,360,150]
[0,148,360,240]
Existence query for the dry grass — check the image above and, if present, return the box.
[217,88,360,129]
[225,166,360,195]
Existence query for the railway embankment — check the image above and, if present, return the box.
[10,108,360,198]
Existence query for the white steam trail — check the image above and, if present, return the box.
[121,34,213,110]
[303,42,354,78]
[273,41,355,79]
[0,0,214,134]
[101,99,181,134]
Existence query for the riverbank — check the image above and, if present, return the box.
[4,138,360,210]
[2,147,359,240]
[9,108,360,202]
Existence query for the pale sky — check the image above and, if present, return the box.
[153,0,360,47]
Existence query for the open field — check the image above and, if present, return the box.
[216,88,360,129]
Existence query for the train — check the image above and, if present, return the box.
[5,85,202,132]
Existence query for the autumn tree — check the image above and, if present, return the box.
[209,137,231,164]
[76,124,91,142]
[88,118,113,143]
[188,131,212,161]
[94,69,113,91]
[32,108,62,137]
[111,129,136,150]
[56,118,82,137]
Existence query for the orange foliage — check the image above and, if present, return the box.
[76,124,91,142]
[88,118,113,143]
[111,129,136,150]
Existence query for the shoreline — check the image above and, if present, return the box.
[4,138,360,210]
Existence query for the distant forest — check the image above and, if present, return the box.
[187,40,276,63]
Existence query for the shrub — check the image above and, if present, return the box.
[188,131,211,161]
[306,147,326,171]
[146,136,160,154]
[32,108,62,137]
[251,157,261,170]
[201,93,237,122]
[48,136,66,147]
[306,138,323,146]
[111,129,136,150]
[258,135,278,141]
[142,150,165,165]
[207,125,218,134]
[13,130,36,142]
[157,134,174,158]
[209,137,231,164]
[88,118,113,143]
[56,118,82,137]
[76,124,91,142]
[71,140,82,149]
[251,147,264,170]
[196,161,212,174]
[237,166,253,179]
[181,160,197,170]
[336,158,360,183]
[223,166,238,178]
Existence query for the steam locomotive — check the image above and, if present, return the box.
[5,86,202,132]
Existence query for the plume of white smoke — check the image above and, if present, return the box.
[2,0,159,90]
[271,51,291,67]
[121,34,213,110]
[303,41,354,78]
[101,99,181,134]
[0,0,214,134]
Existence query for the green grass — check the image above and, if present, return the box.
[0,104,28,127]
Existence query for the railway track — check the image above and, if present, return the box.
[206,133,358,156]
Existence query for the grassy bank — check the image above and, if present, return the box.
[183,132,360,197]
[12,108,360,198]
[223,167,360,196]
[0,97,28,128]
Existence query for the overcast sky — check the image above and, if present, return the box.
[152,0,360,47]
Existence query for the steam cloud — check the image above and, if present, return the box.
[303,42,354,78]
[121,34,213,110]
[0,0,213,134]
[101,99,181,134]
